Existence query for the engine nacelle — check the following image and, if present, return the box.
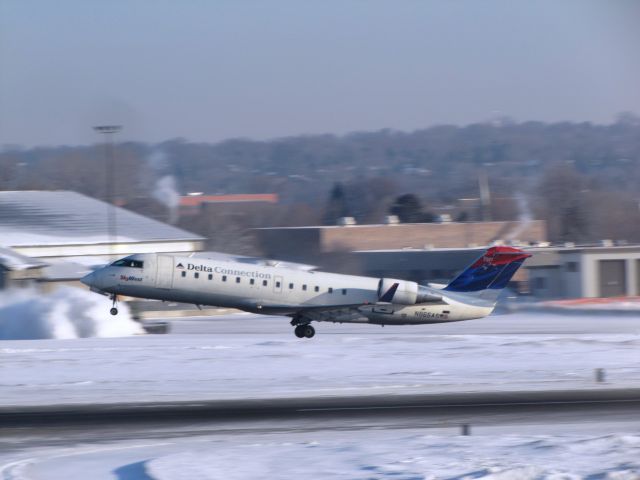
[378,278,444,305]
[377,278,419,305]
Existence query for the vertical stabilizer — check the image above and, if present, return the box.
[444,246,531,301]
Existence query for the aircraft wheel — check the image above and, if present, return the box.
[294,325,305,338]
[302,325,315,338]
[110,307,118,316]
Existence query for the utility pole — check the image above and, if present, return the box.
[93,125,122,261]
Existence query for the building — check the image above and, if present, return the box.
[179,194,279,217]
[0,190,205,289]
[353,248,487,285]
[255,220,547,262]
[0,246,47,289]
[525,244,640,299]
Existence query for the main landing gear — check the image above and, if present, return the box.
[294,324,315,339]
[110,294,118,316]
[291,316,315,339]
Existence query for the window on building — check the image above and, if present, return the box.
[208,274,213,280]
[534,277,546,290]
[194,272,199,279]
[181,271,186,278]
[566,262,579,272]
[263,280,268,287]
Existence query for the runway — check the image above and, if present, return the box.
[2,388,640,428]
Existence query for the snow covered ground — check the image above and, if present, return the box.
[3,426,640,479]
[1,311,639,407]
[146,431,640,480]
[2,310,640,479]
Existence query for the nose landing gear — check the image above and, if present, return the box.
[110,294,118,316]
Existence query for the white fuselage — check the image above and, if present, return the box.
[83,253,493,325]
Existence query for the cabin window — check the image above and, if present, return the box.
[236,277,241,283]
[342,289,347,295]
[208,274,213,280]
[314,286,319,292]
[302,284,307,291]
[276,281,281,288]
[222,275,227,282]
[181,271,186,278]
[250,278,255,285]
[194,272,199,279]
[263,280,268,287]
[289,283,294,289]
[328,287,333,294]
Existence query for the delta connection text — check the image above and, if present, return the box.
[177,263,272,279]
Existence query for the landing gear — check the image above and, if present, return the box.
[291,316,316,339]
[110,294,118,316]
[294,324,315,339]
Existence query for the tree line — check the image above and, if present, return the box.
[1,114,640,251]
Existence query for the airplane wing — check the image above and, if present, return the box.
[293,305,369,323]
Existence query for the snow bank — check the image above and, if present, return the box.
[0,287,143,340]
[146,433,640,480]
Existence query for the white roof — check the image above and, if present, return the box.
[0,246,47,270]
[0,191,204,247]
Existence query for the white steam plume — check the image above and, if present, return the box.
[506,192,533,241]
[0,287,143,340]
[153,175,180,224]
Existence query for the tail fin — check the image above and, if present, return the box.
[444,246,531,299]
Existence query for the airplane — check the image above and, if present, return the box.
[81,246,531,338]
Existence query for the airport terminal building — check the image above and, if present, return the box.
[0,190,205,290]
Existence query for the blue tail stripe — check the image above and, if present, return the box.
[444,249,530,293]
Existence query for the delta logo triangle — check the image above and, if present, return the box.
[176,263,185,270]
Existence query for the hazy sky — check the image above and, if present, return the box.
[1,0,639,147]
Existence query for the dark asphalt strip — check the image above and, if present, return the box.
[1,388,638,428]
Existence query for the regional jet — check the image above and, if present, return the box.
[81,246,531,338]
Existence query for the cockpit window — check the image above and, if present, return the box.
[112,259,144,268]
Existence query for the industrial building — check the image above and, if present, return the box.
[525,244,640,299]
[0,190,205,290]
[350,244,640,300]
[255,220,547,261]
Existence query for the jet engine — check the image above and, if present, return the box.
[377,278,443,305]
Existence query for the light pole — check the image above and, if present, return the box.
[93,125,122,260]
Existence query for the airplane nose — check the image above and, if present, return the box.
[81,271,97,288]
